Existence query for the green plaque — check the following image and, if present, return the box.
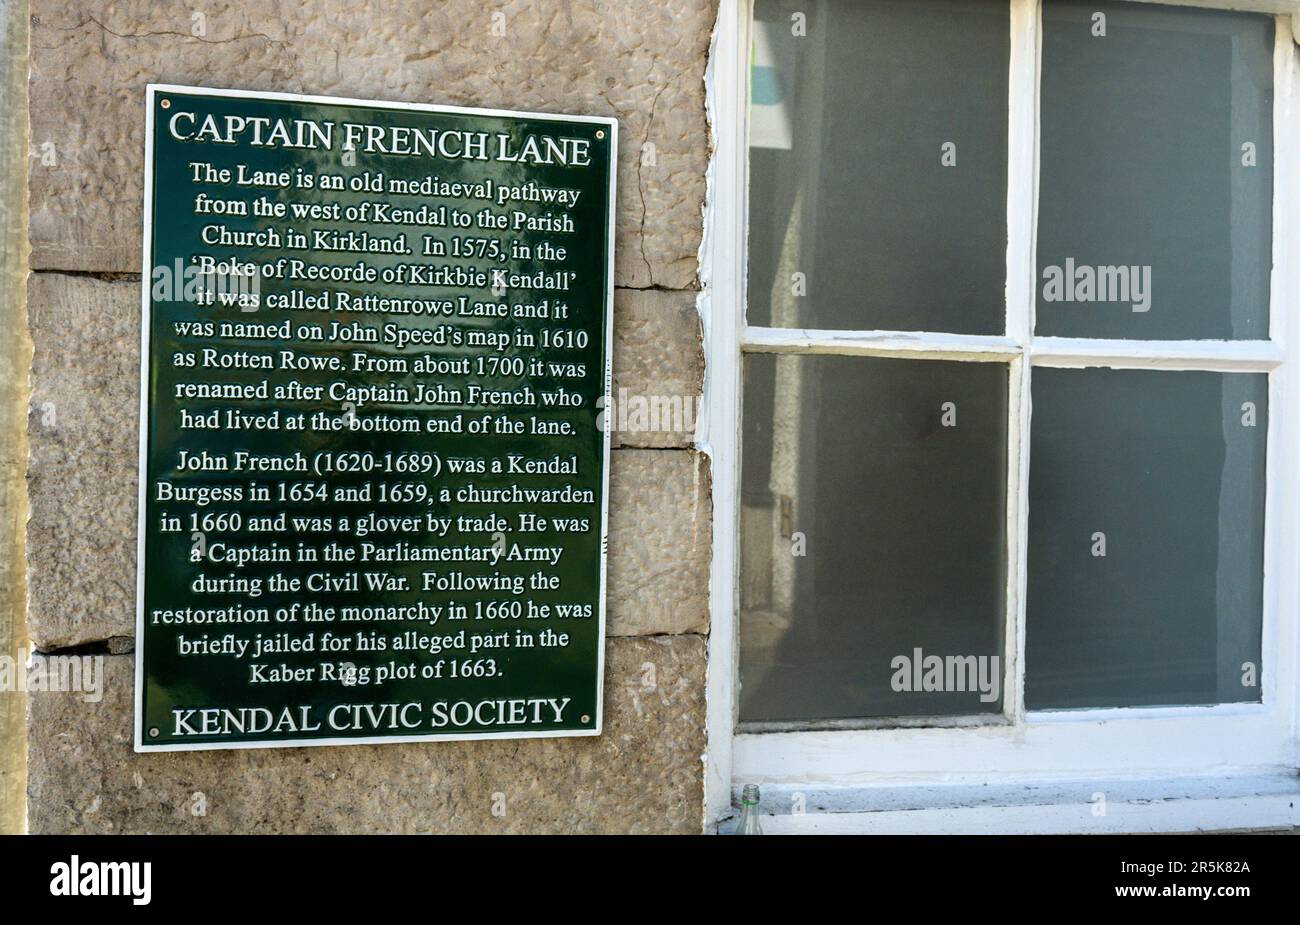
[135,86,616,751]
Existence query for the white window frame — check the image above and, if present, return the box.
[700,0,1300,833]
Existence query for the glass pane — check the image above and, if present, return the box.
[1036,0,1273,340]
[747,0,1009,334]
[739,355,1009,723]
[1026,368,1267,710]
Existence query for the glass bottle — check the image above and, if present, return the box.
[734,784,762,835]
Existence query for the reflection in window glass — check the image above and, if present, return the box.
[748,0,1009,334]
[1026,368,1267,710]
[739,355,1008,723]
[1036,0,1273,340]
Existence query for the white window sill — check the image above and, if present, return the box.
[715,771,1300,834]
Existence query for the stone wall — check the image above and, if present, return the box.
[0,0,31,836]
[25,0,714,833]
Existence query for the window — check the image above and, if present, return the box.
[705,0,1300,830]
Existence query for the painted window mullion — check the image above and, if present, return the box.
[1004,0,1042,722]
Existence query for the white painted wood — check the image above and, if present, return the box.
[706,0,1300,833]
[1029,700,1268,723]
[734,709,1293,782]
[744,792,1300,834]
[739,770,1299,813]
[1121,0,1299,14]
[1030,337,1283,370]
[1269,17,1300,767]
[743,329,1286,369]
[1004,0,1042,726]
[742,326,1020,360]
[700,0,748,829]
[719,771,1300,833]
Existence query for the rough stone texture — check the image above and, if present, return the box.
[0,0,31,836]
[27,635,706,834]
[25,0,716,836]
[611,288,703,450]
[607,449,711,636]
[26,274,709,647]
[28,0,712,289]
[26,273,140,650]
